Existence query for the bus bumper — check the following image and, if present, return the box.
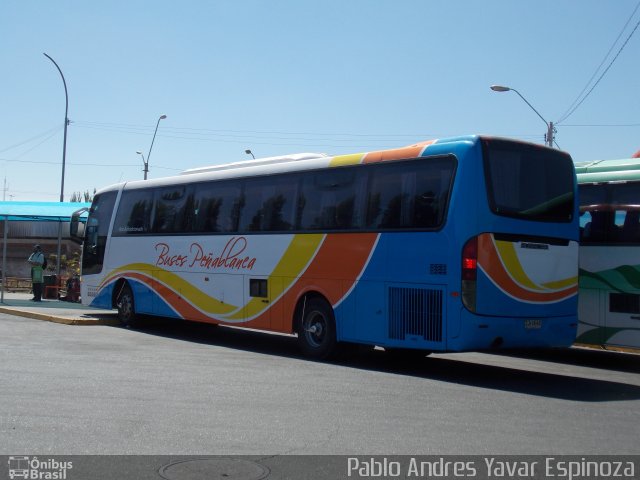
[449,308,578,351]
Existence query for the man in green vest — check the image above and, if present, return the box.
[27,244,45,302]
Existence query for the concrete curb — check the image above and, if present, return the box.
[0,305,121,326]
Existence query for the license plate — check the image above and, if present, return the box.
[524,319,542,330]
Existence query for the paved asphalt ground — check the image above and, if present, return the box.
[1,291,639,466]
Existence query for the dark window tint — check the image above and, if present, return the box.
[298,168,365,230]
[238,176,297,232]
[610,293,640,314]
[82,191,117,275]
[249,279,268,298]
[483,140,575,222]
[152,186,194,233]
[579,182,640,244]
[610,182,640,206]
[192,182,242,233]
[578,183,607,207]
[366,157,455,229]
[113,189,153,235]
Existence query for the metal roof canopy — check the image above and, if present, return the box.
[0,201,90,221]
[0,201,90,303]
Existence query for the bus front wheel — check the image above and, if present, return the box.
[117,283,136,327]
[298,297,337,360]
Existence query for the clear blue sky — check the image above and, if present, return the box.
[1,1,639,201]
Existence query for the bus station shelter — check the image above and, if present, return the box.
[0,202,89,303]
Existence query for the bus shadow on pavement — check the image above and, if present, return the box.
[493,346,640,374]
[126,317,640,403]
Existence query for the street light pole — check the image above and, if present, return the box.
[245,149,255,159]
[43,53,69,284]
[43,53,69,201]
[136,151,147,179]
[145,114,167,180]
[490,85,555,148]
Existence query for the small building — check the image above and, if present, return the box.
[0,201,90,279]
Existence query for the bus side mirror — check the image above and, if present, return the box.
[70,207,89,238]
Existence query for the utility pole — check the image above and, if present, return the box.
[546,121,555,148]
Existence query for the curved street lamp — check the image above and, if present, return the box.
[245,149,255,159]
[490,85,555,148]
[43,53,69,201]
[145,114,167,180]
[43,53,69,282]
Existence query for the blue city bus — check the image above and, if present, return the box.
[74,135,579,359]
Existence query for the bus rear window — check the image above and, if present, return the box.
[483,140,575,223]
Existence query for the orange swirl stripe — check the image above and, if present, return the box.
[103,233,379,330]
[363,140,436,163]
[237,233,379,330]
[478,234,577,303]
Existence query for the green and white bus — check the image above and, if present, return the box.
[576,157,640,350]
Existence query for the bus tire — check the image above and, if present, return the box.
[298,297,337,360]
[117,283,137,328]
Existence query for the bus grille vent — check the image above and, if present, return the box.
[430,263,447,275]
[388,287,443,342]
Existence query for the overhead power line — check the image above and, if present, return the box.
[562,122,640,127]
[557,1,640,124]
[73,120,543,147]
[74,120,437,139]
[0,124,63,154]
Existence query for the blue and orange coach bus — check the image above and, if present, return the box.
[74,136,579,359]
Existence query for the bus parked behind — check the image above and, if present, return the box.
[576,157,640,350]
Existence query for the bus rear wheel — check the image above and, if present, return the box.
[298,297,337,360]
[117,283,136,327]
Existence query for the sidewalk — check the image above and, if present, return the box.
[0,291,120,326]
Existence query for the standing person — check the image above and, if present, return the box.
[27,244,45,302]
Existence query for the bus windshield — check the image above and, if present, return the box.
[483,139,575,222]
[82,191,117,275]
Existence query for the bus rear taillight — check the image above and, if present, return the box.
[461,236,478,312]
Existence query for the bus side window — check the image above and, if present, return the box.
[366,157,455,230]
[152,186,193,234]
[582,210,614,243]
[298,169,362,230]
[620,210,640,244]
[579,211,592,241]
[192,182,242,233]
[238,176,297,232]
[113,190,153,234]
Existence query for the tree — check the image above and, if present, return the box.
[70,189,95,202]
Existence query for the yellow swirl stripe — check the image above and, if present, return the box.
[102,262,238,315]
[100,263,152,288]
[494,241,545,291]
[542,276,578,290]
[494,240,577,293]
[222,233,325,321]
[329,153,365,167]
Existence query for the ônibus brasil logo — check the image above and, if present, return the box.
[8,456,73,480]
